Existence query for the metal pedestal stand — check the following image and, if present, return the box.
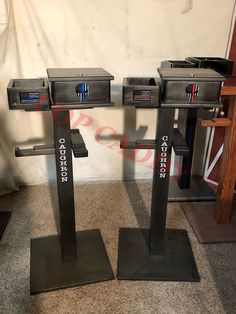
[118,109,200,282]
[28,111,114,294]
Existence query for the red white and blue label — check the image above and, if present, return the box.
[133,90,151,101]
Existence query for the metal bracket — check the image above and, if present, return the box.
[71,129,88,158]
[15,129,88,158]
[172,128,190,156]
[120,129,189,156]
[15,144,55,157]
[120,139,156,150]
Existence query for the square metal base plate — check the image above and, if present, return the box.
[168,176,216,202]
[30,229,114,295]
[182,202,236,244]
[0,211,11,240]
[117,228,200,282]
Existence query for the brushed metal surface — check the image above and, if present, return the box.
[48,68,113,106]
[161,60,195,68]
[50,80,111,105]
[47,68,114,81]
[162,81,221,104]
[123,77,160,107]
[158,68,224,107]
[158,68,224,80]
[7,78,50,110]
[186,57,234,77]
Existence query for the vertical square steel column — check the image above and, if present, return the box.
[53,110,77,261]
[178,108,198,189]
[30,110,114,294]
[117,108,200,282]
[149,109,175,254]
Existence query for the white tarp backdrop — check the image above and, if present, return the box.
[0,0,235,192]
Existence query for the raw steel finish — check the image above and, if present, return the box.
[0,182,235,313]
[158,68,224,107]
[48,68,114,106]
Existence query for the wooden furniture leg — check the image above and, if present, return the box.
[215,95,236,223]
[181,86,236,243]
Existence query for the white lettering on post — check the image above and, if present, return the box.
[159,136,169,178]
[59,138,68,183]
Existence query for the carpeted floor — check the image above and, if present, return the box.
[0,181,235,314]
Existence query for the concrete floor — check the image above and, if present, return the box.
[0,181,235,314]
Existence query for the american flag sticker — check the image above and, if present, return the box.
[133,90,151,101]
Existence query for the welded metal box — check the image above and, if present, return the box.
[158,68,224,108]
[161,60,195,68]
[123,77,160,107]
[47,68,114,107]
[186,57,233,77]
[7,78,50,111]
